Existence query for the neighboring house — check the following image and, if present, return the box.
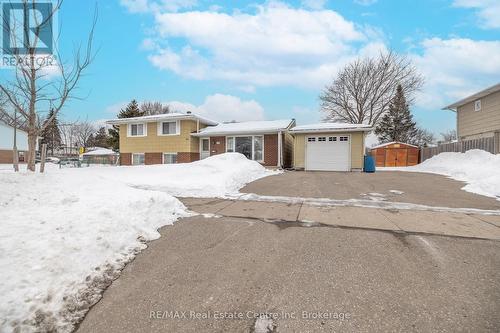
[0,122,29,163]
[106,112,218,165]
[81,147,119,165]
[444,83,500,143]
[369,142,420,167]
[289,123,372,171]
[192,119,296,168]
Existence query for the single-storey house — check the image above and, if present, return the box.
[192,119,296,168]
[0,122,30,163]
[289,123,372,171]
[81,147,119,165]
[444,82,500,152]
[369,142,419,167]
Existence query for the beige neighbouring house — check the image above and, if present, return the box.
[289,123,372,172]
[444,82,500,153]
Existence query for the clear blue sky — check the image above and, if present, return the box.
[53,0,499,136]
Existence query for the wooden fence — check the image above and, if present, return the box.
[420,135,499,162]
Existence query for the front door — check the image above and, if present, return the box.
[201,138,210,159]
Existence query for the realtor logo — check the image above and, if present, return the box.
[1,0,54,55]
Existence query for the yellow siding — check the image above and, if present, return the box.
[119,120,199,153]
[293,131,365,170]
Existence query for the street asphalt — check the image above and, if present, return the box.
[77,214,500,333]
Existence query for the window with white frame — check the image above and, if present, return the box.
[163,153,177,164]
[132,153,145,165]
[159,121,178,135]
[318,137,326,142]
[129,123,146,137]
[339,136,349,142]
[227,137,234,152]
[329,137,337,141]
[308,137,316,142]
[226,136,263,161]
[474,100,481,112]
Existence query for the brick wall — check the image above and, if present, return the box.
[0,150,28,164]
[177,152,200,163]
[145,152,162,165]
[120,153,131,166]
[263,134,278,166]
[210,136,226,156]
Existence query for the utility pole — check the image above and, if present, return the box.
[13,109,19,172]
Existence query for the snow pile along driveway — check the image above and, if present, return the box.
[85,152,279,197]
[405,150,500,200]
[0,153,274,332]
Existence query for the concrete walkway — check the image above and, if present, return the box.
[181,198,500,240]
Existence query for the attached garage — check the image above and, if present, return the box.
[290,123,372,172]
[370,142,420,167]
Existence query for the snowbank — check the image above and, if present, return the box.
[81,152,279,197]
[0,153,274,332]
[394,150,500,200]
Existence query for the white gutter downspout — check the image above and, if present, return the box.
[278,131,283,169]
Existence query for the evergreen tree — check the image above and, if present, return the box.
[40,109,62,155]
[90,127,111,148]
[108,100,144,150]
[374,84,418,144]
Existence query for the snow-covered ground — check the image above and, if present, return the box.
[0,153,275,333]
[380,150,500,200]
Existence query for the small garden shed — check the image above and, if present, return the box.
[370,142,420,167]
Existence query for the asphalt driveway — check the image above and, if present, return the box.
[77,215,500,333]
[241,171,500,210]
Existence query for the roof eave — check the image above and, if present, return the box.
[192,128,288,137]
[289,127,373,134]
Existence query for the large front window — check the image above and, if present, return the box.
[226,136,263,162]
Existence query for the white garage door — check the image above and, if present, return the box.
[306,135,350,171]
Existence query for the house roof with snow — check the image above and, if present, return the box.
[82,148,118,156]
[105,112,218,126]
[289,122,372,133]
[192,119,296,136]
[443,82,500,110]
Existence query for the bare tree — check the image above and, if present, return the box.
[320,51,424,125]
[440,129,457,142]
[72,121,95,148]
[58,122,78,156]
[410,127,435,147]
[140,101,170,115]
[0,0,97,171]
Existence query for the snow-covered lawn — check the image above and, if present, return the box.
[0,153,276,333]
[380,150,500,200]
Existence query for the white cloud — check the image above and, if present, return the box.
[167,94,265,122]
[301,0,327,10]
[120,0,197,13]
[145,2,383,89]
[453,0,500,29]
[412,38,500,109]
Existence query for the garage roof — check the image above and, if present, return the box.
[289,122,372,133]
